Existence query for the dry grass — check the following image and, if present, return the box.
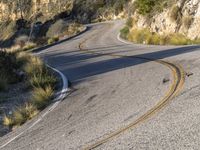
[22,42,37,51]
[3,103,39,127]
[15,35,29,48]
[3,116,13,127]
[2,49,57,129]
[32,86,54,109]
[170,5,180,22]
[24,56,44,76]
[5,45,21,54]
[13,103,39,126]
[127,28,198,45]
[182,16,193,29]
[30,72,57,89]
[47,36,59,44]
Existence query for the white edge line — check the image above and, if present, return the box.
[117,33,131,45]
[0,62,68,149]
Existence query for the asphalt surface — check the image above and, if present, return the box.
[1,20,200,150]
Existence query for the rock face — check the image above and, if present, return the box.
[0,0,73,22]
[131,0,200,39]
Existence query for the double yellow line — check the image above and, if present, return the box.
[78,28,185,150]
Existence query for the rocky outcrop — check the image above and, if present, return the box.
[131,0,200,39]
[0,0,73,22]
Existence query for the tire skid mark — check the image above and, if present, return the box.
[79,24,185,150]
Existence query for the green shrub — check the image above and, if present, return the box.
[134,0,175,15]
[32,86,54,109]
[127,28,197,45]
[47,36,59,45]
[126,18,133,28]
[120,26,130,39]
[134,0,156,15]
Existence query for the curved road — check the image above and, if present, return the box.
[1,20,200,149]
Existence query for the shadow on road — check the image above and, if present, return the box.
[44,43,200,84]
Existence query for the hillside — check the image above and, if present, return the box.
[0,0,130,47]
[0,0,129,23]
[126,0,200,43]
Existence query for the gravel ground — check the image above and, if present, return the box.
[0,82,31,136]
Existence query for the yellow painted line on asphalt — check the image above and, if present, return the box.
[78,26,185,150]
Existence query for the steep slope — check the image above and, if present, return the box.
[130,0,200,40]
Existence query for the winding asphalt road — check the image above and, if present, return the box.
[1,20,200,149]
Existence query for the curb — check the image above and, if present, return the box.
[0,60,69,149]
[0,26,90,150]
[117,33,132,45]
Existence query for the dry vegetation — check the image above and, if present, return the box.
[121,26,200,45]
[0,49,57,129]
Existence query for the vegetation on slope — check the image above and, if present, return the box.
[1,49,57,128]
[134,0,175,16]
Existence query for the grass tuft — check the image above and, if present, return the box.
[22,42,37,51]
[126,27,199,45]
[32,86,54,110]
[47,36,59,45]
[24,56,44,76]
[30,73,57,89]
[3,116,13,127]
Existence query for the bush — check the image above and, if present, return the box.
[126,18,133,28]
[3,116,13,127]
[22,42,37,51]
[127,28,197,45]
[170,5,180,22]
[32,86,54,109]
[24,56,44,76]
[134,0,156,15]
[120,26,130,39]
[3,103,39,127]
[66,23,82,35]
[134,0,175,16]
[13,103,38,126]
[30,72,57,89]
[47,36,59,44]
[16,51,31,67]
[0,50,21,83]
[15,35,29,48]
[168,34,191,45]
[46,19,67,38]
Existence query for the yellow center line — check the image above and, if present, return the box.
[78,26,185,150]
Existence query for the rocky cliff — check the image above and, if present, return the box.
[0,0,73,22]
[0,0,129,23]
[130,0,200,40]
